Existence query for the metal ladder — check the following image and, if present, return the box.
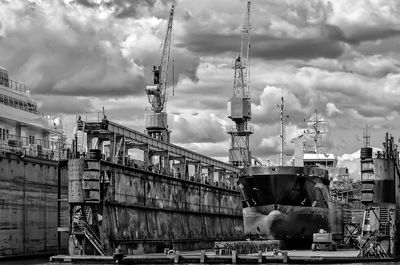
[82,221,105,256]
[359,208,388,258]
[378,207,389,237]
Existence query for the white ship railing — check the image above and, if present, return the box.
[0,134,72,161]
[0,76,28,95]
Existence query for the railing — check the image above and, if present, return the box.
[0,92,61,120]
[0,76,28,95]
[77,112,104,122]
[226,124,254,134]
[0,134,71,161]
[82,221,105,256]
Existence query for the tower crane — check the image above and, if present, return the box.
[145,5,174,143]
[227,1,253,167]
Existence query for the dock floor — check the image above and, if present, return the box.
[50,249,398,264]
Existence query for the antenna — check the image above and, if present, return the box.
[278,89,285,166]
[307,109,325,153]
[363,124,370,148]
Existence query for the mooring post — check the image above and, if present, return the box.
[174,250,180,264]
[232,250,237,264]
[283,251,288,263]
[200,250,205,263]
[257,251,262,263]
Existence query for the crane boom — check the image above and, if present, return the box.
[240,1,251,96]
[146,5,174,113]
[144,5,174,143]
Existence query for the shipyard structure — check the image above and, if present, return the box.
[66,117,243,255]
[63,4,243,256]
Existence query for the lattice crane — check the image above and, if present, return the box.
[227,1,253,167]
[145,5,174,143]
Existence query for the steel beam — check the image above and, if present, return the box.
[84,121,239,173]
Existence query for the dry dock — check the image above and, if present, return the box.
[50,249,396,264]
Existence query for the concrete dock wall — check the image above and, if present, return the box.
[0,153,68,257]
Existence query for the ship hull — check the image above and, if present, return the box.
[243,204,342,243]
[239,166,343,245]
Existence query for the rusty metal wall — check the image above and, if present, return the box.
[68,159,243,254]
[0,153,68,257]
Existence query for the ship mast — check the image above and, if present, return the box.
[308,109,325,153]
[363,124,370,148]
[279,94,284,166]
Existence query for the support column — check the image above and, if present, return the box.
[216,169,226,187]
[163,151,170,175]
[172,157,187,179]
[227,173,237,189]
[86,135,94,151]
[122,136,126,165]
[194,162,202,182]
[204,166,214,185]
[143,144,150,168]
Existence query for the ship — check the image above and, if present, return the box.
[238,108,345,246]
[0,67,69,257]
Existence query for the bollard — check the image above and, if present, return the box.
[232,250,237,264]
[257,251,263,263]
[283,251,288,263]
[174,250,180,264]
[113,245,125,264]
[200,250,205,264]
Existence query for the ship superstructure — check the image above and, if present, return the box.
[0,67,65,159]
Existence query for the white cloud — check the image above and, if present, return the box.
[2,0,400,163]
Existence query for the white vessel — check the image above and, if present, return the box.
[0,67,65,159]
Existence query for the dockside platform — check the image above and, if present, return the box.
[50,249,396,264]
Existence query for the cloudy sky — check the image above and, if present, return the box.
[1,0,400,175]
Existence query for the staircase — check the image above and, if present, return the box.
[361,209,371,236]
[82,221,105,256]
[72,206,105,256]
[359,208,388,258]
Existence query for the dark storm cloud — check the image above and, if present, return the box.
[344,26,400,45]
[0,1,147,98]
[179,32,345,60]
[252,37,344,60]
[74,0,99,8]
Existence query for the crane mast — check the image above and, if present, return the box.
[145,5,174,143]
[227,1,253,167]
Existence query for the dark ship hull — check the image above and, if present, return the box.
[238,166,343,244]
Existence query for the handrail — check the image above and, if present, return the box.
[0,76,28,95]
[0,134,71,161]
[81,220,105,255]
